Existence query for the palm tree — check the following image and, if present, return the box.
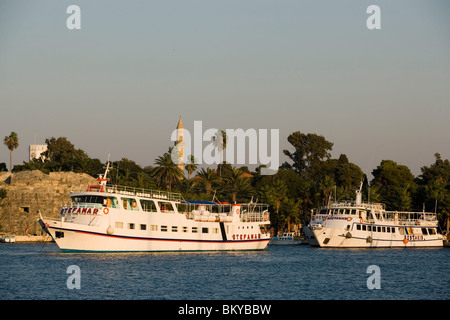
[213,129,227,176]
[226,168,253,203]
[185,155,198,180]
[151,150,183,191]
[4,132,19,172]
[259,179,288,235]
[195,168,219,196]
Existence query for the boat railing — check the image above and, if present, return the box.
[91,184,186,202]
[327,201,385,210]
[239,203,270,222]
[384,211,438,226]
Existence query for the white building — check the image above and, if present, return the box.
[29,144,47,162]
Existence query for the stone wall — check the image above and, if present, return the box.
[0,171,96,236]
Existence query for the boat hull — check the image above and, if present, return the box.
[40,218,270,252]
[303,226,320,247]
[312,226,443,248]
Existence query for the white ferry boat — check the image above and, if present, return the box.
[304,190,443,248]
[38,166,271,253]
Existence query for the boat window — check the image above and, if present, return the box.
[382,227,386,232]
[158,201,175,213]
[421,228,428,235]
[115,222,123,229]
[172,226,178,232]
[140,199,157,212]
[72,195,104,204]
[362,225,366,231]
[128,223,135,229]
[151,225,158,231]
[192,227,198,233]
[161,226,168,232]
[140,224,146,230]
[202,227,208,233]
[121,198,139,211]
[357,224,361,230]
[177,203,189,213]
[104,197,119,208]
[351,209,356,215]
[428,228,436,235]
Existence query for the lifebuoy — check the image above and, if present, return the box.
[359,218,363,224]
[236,208,240,214]
[347,217,352,222]
[103,207,109,215]
[403,238,408,244]
[132,201,137,208]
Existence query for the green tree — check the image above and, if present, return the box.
[415,153,450,232]
[0,162,7,172]
[371,160,416,210]
[279,198,301,232]
[3,132,19,172]
[195,168,219,196]
[185,155,198,180]
[42,137,88,171]
[213,129,227,176]
[283,131,333,182]
[259,179,288,235]
[225,168,253,203]
[151,149,183,191]
[334,154,364,198]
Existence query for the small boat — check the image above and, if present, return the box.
[270,232,301,245]
[0,235,16,243]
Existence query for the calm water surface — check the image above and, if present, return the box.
[0,243,448,300]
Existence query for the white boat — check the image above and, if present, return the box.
[305,189,443,248]
[0,235,15,243]
[270,232,301,245]
[38,164,271,252]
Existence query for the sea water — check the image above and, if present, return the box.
[0,243,448,300]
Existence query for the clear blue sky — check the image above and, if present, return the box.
[1,0,449,177]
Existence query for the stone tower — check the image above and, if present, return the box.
[175,116,184,173]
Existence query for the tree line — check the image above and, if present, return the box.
[3,132,450,234]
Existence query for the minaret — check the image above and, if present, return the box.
[175,116,184,173]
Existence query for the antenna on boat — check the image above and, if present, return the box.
[98,154,111,187]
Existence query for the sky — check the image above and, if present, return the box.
[1,0,449,178]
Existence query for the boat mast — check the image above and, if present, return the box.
[99,154,111,187]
